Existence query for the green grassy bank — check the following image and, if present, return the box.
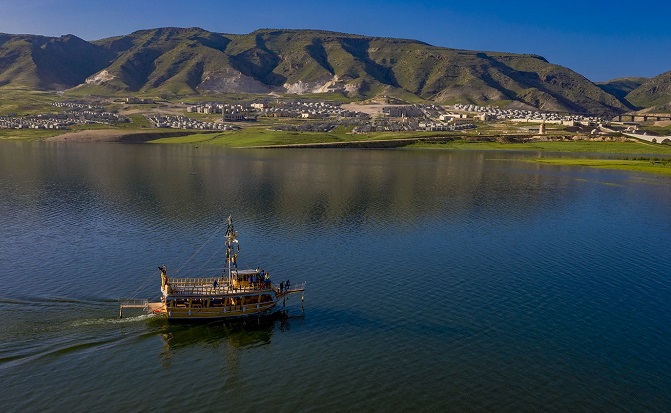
[530,158,671,176]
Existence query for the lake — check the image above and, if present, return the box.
[1,141,670,412]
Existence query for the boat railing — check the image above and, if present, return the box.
[118,298,149,318]
[119,298,148,308]
[168,277,222,287]
[166,277,272,296]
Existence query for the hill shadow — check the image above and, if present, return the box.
[229,33,286,86]
[475,52,624,115]
[306,39,335,75]
[118,49,163,91]
[191,33,231,53]
[339,38,398,87]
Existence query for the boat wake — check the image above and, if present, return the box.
[0,295,114,308]
[71,313,158,327]
[0,332,141,371]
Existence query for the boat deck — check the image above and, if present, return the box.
[147,302,165,314]
[166,277,305,297]
[167,278,272,296]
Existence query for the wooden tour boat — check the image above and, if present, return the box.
[119,216,305,320]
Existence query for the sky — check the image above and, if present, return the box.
[1,0,670,82]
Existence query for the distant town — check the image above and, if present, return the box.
[0,102,129,130]
[0,96,667,143]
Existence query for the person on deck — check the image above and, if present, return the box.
[159,265,168,289]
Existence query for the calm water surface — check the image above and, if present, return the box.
[1,142,670,412]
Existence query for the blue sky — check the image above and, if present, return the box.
[1,0,669,82]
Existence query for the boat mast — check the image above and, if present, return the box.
[225,215,237,285]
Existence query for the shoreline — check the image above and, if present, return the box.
[44,130,656,149]
[43,129,218,143]
[4,129,670,175]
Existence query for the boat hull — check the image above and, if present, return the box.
[163,301,278,320]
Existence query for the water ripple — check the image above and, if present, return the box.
[1,144,671,412]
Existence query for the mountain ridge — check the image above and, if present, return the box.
[0,27,667,116]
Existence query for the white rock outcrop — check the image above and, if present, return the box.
[85,70,115,85]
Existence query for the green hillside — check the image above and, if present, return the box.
[597,77,647,100]
[0,27,642,115]
[0,33,114,89]
[625,70,671,109]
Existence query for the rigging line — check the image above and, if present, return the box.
[128,217,227,299]
[199,242,225,273]
[129,270,158,299]
[195,267,228,272]
[174,219,226,274]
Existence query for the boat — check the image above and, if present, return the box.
[119,216,305,320]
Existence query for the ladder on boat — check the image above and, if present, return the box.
[276,282,306,303]
[118,298,148,318]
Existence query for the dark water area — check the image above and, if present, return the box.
[1,141,670,412]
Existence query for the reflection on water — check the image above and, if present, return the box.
[1,142,671,412]
[154,310,304,368]
[0,141,606,227]
[156,310,301,351]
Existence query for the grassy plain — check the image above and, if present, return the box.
[410,140,671,175]
[0,128,65,140]
[0,89,62,115]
